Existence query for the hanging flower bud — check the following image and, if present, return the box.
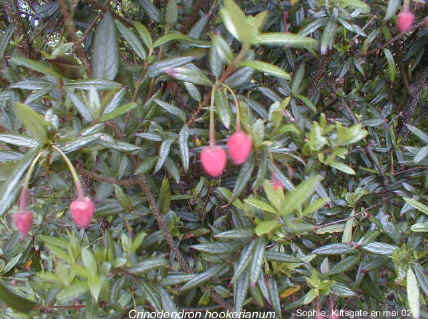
[398,9,415,33]
[201,145,227,177]
[271,174,285,190]
[227,130,253,164]
[70,196,95,229]
[14,210,33,236]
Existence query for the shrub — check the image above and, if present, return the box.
[0,0,427,318]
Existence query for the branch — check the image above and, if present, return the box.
[136,175,192,272]
[58,0,91,76]
[78,168,233,310]
[186,44,250,127]
[3,0,33,58]
[366,20,425,56]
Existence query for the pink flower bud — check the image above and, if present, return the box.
[425,17,428,29]
[227,130,253,164]
[201,145,227,177]
[271,174,285,190]
[398,10,415,33]
[14,210,33,236]
[70,196,95,229]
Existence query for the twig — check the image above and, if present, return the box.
[366,20,425,56]
[137,175,233,311]
[136,175,192,273]
[186,44,250,127]
[36,304,86,311]
[59,0,91,76]
[78,168,140,186]
[4,0,33,58]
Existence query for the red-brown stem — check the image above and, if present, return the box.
[209,84,217,146]
[403,0,409,11]
[19,188,27,211]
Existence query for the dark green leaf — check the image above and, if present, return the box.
[0,134,38,148]
[128,257,168,274]
[178,126,190,172]
[407,267,420,319]
[0,282,36,313]
[0,25,14,59]
[0,150,38,216]
[231,240,257,283]
[255,33,318,50]
[362,242,398,256]
[100,102,138,121]
[154,99,186,122]
[180,265,228,291]
[93,12,119,80]
[10,57,61,77]
[137,0,160,22]
[240,60,290,80]
[230,154,255,203]
[148,57,196,77]
[250,237,265,285]
[115,21,146,61]
[154,33,210,48]
[312,243,354,255]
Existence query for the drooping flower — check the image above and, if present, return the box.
[201,145,227,177]
[227,130,253,164]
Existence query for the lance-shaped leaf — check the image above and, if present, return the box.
[240,60,290,80]
[14,103,50,144]
[165,0,177,25]
[148,56,196,77]
[154,99,186,122]
[407,267,420,319]
[281,175,323,215]
[137,0,160,22]
[220,0,257,44]
[403,198,428,216]
[178,126,190,172]
[250,237,265,285]
[254,33,318,50]
[153,33,210,48]
[165,65,212,86]
[180,265,228,291]
[0,149,38,216]
[115,20,146,61]
[0,25,14,59]
[128,257,168,274]
[155,138,175,172]
[69,92,93,122]
[93,12,119,80]
[100,102,138,122]
[229,154,255,203]
[10,57,61,78]
[234,270,249,312]
[231,239,257,283]
[0,282,36,313]
[0,134,39,148]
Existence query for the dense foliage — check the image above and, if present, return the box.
[0,0,427,318]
